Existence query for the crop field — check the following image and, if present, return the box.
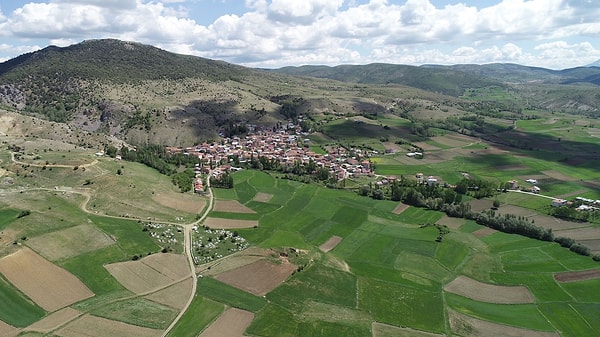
[0,248,94,312]
[26,224,115,261]
[198,308,254,337]
[55,314,162,337]
[104,253,189,294]
[2,112,600,337]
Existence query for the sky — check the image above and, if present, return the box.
[0,0,599,69]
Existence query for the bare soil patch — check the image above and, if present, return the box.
[467,199,493,212]
[197,247,271,276]
[319,236,343,252]
[529,214,590,231]
[552,227,600,240]
[55,315,162,337]
[145,278,193,310]
[214,259,296,296]
[554,189,589,199]
[444,276,534,304]
[0,320,19,337]
[392,202,409,214]
[152,192,206,214]
[413,141,441,151]
[582,179,600,190]
[105,253,189,295]
[213,200,256,213]
[472,227,497,238]
[496,205,537,218]
[554,269,600,282]
[199,308,254,337]
[0,248,94,312]
[372,322,444,337]
[578,239,600,254]
[27,224,115,261]
[541,170,577,182]
[436,215,465,230]
[448,309,560,337]
[431,135,470,148]
[25,308,82,333]
[204,217,258,229]
[253,192,273,203]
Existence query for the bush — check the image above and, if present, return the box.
[554,236,575,248]
[17,210,31,218]
[569,243,591,256]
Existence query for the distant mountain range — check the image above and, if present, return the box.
[0,39,599,147]
[272,62,600,94]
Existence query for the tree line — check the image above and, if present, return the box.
[359,176,598,261]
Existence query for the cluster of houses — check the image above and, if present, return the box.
[167,128,376,183]
[552,197,600,211]
[507,179,540,193]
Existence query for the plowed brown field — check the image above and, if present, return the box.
[198,308,254,337]
[0,248,94,312]
[55,315,162,337]
[214,259,296,296]
[444,276,534,304]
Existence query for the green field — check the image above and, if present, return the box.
[2,114,600,337]
[166,296,224,337]
[0,277,45,327]
[196,277,267,312]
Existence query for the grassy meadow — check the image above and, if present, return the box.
[189,169,600,337]
[1,103,600,337]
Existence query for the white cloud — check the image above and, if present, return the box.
[0,0,599,69]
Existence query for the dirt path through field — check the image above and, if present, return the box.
[160,170,214,337]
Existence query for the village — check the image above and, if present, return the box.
[166,121,375,193]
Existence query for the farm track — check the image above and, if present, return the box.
[4,152,215,336]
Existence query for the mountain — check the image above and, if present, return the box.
[272,63,502,96]
[1,39,599,149]
[0,39,244,82]
[0,39,297,146]
[274,62,600,91]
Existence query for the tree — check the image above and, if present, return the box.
[105,145,118,158]
[492,199,500,209]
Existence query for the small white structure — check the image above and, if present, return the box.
[526,179,538,184]
[552,199,567,207]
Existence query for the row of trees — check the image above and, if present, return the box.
[358,177,598,259]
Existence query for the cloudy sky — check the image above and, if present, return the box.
[1,0,599,69]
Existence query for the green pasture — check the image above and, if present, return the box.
[196,277,267,312]
[491,272,572,302]
[572,303,600,334]
[246,304,300,337]
[212,187,237,200]
[541,244,600,270]
[435,238,470,270]
[63,247,131,308]
[0,208,20,229]
[267,264,357,312]
[560,278,600,302]
[445,293,554,331]
[166,296,224,337]
[89,215,160,255]
[84,160,200,222]
[91,298,178,329]
[539,302,599,337]
[1,191,89,238]
[0,276,45,327]
[359,277,445,333]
